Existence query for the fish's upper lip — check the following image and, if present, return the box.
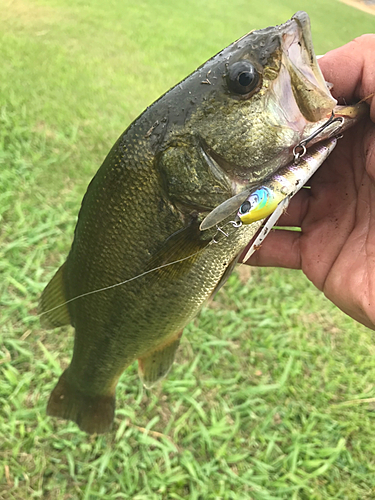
[276,12,337,123]
[282,12,331,98]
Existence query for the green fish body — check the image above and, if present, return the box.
[39,12,360,434]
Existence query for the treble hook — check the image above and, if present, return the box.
[217,226,229,238]
[212,225,228,243]
[293,112,344,164]
[211,219,242,243]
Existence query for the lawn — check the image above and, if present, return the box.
[1,0,375,498]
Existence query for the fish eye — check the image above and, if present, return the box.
[226,61,259,95]
[239,200,251,214]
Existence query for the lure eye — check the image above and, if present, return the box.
[226,61,259,95]
[239,200,251,214]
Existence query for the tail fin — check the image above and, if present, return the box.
[47,370,115,434]
[39,263,72,329]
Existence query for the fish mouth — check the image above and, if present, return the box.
[268,11,337,132]
[278,13,368,150]
[285,11,336,121]
[269,12,368,161]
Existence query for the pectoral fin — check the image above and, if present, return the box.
[38,263,72,328]
[138,331,183,388]
[147,219,211,280]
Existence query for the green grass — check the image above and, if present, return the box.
[1,0,375,498]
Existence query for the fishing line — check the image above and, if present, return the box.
[39,248,206,318]
[39,223,240,319]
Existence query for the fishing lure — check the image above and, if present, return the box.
[240,136,337,262]
[237,136,338,225]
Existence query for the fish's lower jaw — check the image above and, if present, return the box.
[46,369,115,434]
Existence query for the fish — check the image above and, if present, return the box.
[237,136,338,225]
[39,11,367,434]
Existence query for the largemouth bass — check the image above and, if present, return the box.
[39,11,366,434]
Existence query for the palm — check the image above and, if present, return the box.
[298,117,375,328]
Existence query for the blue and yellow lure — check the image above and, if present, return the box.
[200,137,338,233]
[236,137,337,225]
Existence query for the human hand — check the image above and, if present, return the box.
[241,35,375,330]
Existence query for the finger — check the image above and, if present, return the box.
[240,228,301,269]
[274,188,310,227]
[319,35,375,121]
